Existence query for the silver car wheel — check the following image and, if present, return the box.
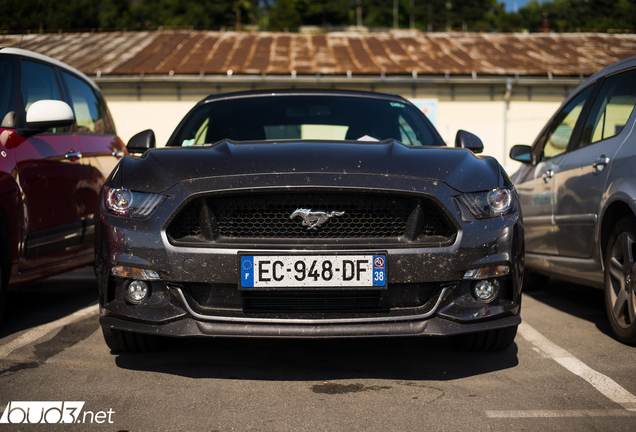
[607,230,636,330]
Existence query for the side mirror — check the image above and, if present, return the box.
[509,144,532,163]
[454,130,484,154]
[26,100,74,131]
[127,129,156,154]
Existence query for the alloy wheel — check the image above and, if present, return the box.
[607,231,636,329]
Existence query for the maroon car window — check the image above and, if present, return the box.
[61,71,106,134]
[0,55,18,127]
[20,60,65,132]
[21,60,62,109]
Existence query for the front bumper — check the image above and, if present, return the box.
[96,173,524,338]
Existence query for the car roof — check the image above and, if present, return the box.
[555,54,636,112]
[200,89,410,105]
[0,47,99,91]
[588,55,636,81]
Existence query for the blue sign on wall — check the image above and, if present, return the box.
[409,98,438,128]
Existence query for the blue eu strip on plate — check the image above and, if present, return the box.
[241,256,254,288]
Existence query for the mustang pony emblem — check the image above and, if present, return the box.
[290,208,345,230]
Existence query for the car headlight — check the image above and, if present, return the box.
[104,186,165,218]
[457,186,515,219]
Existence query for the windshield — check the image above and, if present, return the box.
[170,95,443,147]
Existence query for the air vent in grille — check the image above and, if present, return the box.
[169,203,203,241]
[167,192,455,244]
[242,290,382,312]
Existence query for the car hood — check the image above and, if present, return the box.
[114,140,509,194]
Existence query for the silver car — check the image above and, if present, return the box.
[510,56,636,345]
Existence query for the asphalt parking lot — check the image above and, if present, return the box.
[0,268,635,431]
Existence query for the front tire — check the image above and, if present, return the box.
[604,215,636,345]
[522,270,549,292]
[102,327,162,353]
[454,325,518,351]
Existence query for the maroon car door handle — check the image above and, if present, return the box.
[64,150,82,163]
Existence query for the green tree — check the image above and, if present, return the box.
[449,0,498,29]
[2,0,636,34]
[267,0,350,30]
[98,0,142,29]
[300,0,350,26]
[361,0,394,27]
[268,0,303,30]
[516,0,636,32]
[481,1,523,31]
[0,0,101,31]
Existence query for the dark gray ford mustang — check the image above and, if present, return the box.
[96,90,524,352]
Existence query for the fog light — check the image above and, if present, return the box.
[472,279,499,303]
[124,280,150,304]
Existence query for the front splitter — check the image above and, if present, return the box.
[100,314,521,339]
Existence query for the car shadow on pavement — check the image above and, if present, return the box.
[0,267,99,338]
[114,336,519,382]
[523,277,614,339]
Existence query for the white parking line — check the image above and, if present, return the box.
[504,322,636,414]
[486,409,636,418]
[0,304,99,359]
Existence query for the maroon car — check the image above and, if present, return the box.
[0,48,126,321]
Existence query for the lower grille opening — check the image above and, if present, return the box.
[179,282,442,317]
[242,290,383,313]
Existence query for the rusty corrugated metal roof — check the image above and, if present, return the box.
[1,30,636,77]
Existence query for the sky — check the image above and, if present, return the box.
[502,0,534,12]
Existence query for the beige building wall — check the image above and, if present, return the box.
[106,96,564,175]
[436,101,562,173]
[108,101,197,148]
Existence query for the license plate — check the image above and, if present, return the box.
[240,254,387,289]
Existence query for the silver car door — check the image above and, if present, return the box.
[519,86,595,255]
[516,155,561,255]
[553,69,636,258]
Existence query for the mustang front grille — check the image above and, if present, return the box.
[167,192,455,245]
